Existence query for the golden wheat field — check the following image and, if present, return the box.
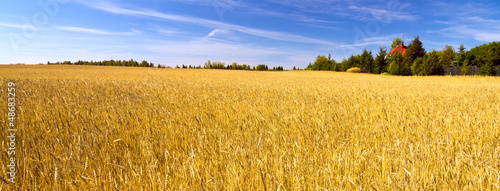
[1,65,500,190]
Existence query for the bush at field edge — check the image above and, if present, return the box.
[347,67,361,73]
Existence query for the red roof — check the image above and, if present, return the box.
[388,43,407,56]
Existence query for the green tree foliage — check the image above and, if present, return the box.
[479,62,495,76]
[422,51,444,75]
[456,44,467,66]
[306,53,338,71]
[204,60,225,69]
[46,59,153,67]
[204,60,211,69]
[461,59,470,75]
[307,40,499,76]
[314,55,329,70]
[411,57,424,75]
[391,37,403,49]
[373,45,388,74]
[140,60,150,67]
[359,48,374,72]
[343,55,359,72]
[273,66,284,71]
[388,51,404,75]
[204,61,253,70]
[404,36,426,76]
[255,64,269,71]
[340,59,348,71]
[465,41,500,68]
[439,45,456,67]
[458,44,466,54]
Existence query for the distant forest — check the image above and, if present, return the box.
[196,61,284,71]
[307,38,500,76]
[43,59,287,71]
[46,59,155,67]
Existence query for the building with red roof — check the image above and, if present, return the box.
[388,43,407,56]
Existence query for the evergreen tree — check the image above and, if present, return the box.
[256,64,268,71]
[373,45,388,74]
[422,51,443,75]
[411,57,424,75]
[404,36,426,75]
[388,51,404,75]
[456,44,467,66]
[458,44,466,54]
[344,55,358,71]
[359,48,374,72]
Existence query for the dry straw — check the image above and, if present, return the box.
[0,65,499,190]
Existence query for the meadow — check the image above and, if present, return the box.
[1,65,500,190]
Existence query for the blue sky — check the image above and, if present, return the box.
[1,0,500,68]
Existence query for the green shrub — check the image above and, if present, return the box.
[347,67,361,73]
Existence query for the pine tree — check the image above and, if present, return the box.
[373,45,388,74]
[404,36,426,75]
[422,51,442,75]
[388,51,404,75]
[359,49,374,72]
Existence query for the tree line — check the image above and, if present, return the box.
[308,37,500,76]
[44,59,288,71]
[47,59,155,67]
[198,60,284,71]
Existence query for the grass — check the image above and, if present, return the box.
[1,65,500,190]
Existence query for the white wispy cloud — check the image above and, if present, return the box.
[75,1,339,46]
[161,0,342,26]
[163,0,245,9]
[264,0,417,23]
[428,1,500,42]
[348,5,417,22]
[266,0,345,9]
[54,26,141,36]
[0,22,37,30]
[251,8,342,25]
[433,16,500,42]
[474,33,500,42]
[156,28,181,36]
[355,33,401,45]
[203,29,228,39]
[429,1,492,17]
